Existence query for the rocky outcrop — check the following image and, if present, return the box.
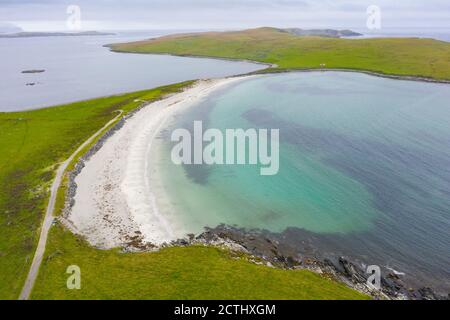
[22,69,45,74]
[166,225,449,300]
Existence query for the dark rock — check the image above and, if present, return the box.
[22,69,45,74]
[338,257,367,283]
[418,287,440,300]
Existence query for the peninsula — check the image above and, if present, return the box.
[110,27,450,81]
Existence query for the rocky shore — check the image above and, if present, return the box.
[58,77,448,301]
[60,79,246,247]
[168,225,448,301]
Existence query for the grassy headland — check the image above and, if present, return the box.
[0,80,368,300]
[0,82,192,299]
[110,27,450,81]
[32,226,368,300]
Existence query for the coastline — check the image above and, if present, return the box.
[62,76,254,248]
[58,71,449,300]
[106,45,277,71]
[108,47,450,84]
[187,225,449,300]
[253,67,450,84]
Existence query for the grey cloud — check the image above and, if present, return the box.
[1,0,449,31]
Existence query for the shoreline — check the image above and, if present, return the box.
[187,225,448,300]
[106,45,277,71]
[5,56,448,113]
[62,76,253,248]
[108,47,450,84]
[253,67,450,84]
[59,71,449,300]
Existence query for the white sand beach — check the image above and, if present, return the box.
[64,76,251,248]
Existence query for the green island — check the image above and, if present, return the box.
[110,27,450,81]
[0,81,367,300]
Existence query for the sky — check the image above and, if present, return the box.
[0,0,449,32]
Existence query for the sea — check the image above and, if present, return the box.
[151,72,450,293]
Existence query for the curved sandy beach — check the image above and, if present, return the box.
[64,76,251,248]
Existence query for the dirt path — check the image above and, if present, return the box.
[18,110,123,300]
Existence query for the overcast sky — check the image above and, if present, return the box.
[1,0,449,32]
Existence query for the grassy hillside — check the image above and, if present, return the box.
[110,27,450,81]
[0,82,192,299]
[32,226,368,300]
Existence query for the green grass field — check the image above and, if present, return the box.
[111,27,450,81]
[32,226,368,300]
[0,80,368,300]
[0,82,192,299]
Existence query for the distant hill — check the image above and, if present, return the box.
[0,22,23,34]
[282,28,362,38]
[0,31,115,38]
[110,27,450,81]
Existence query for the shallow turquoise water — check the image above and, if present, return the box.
[151,72,450,290]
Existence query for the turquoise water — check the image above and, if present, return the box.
[151,72,450,290]
[0,31,263,111]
